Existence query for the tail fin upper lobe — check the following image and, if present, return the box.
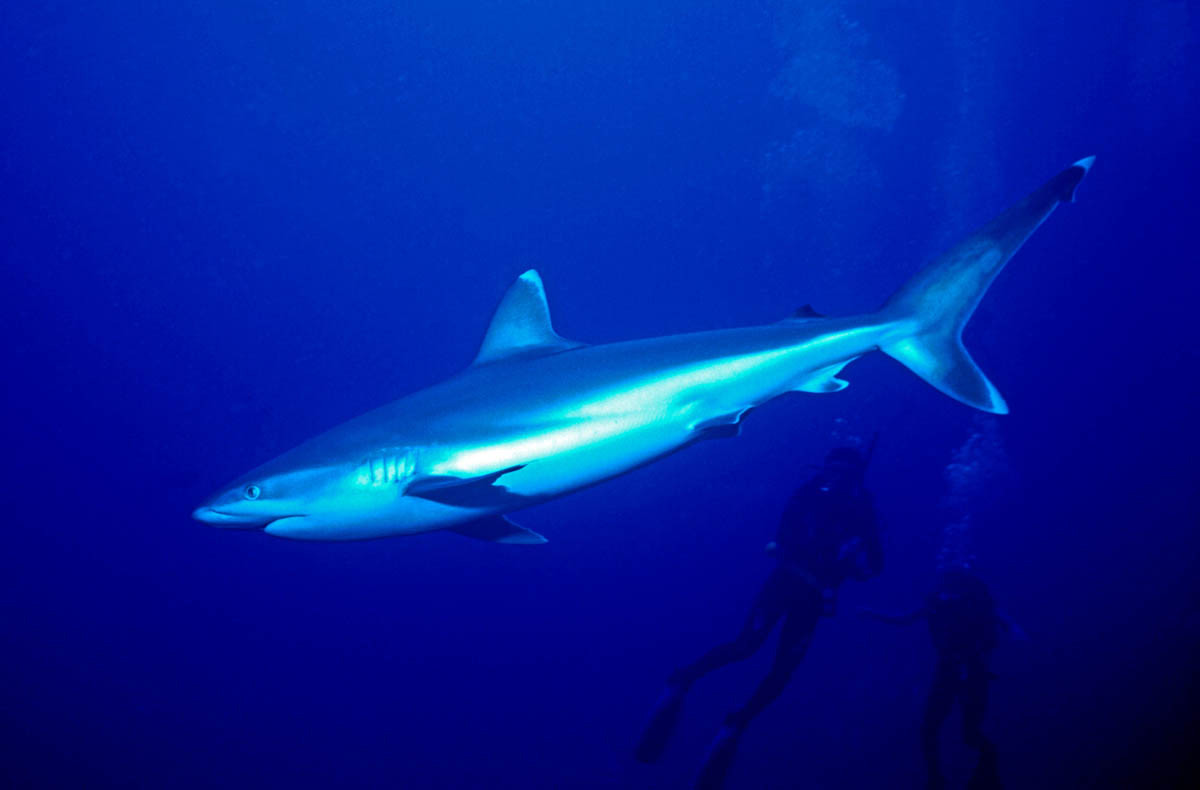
[880,157,1095,413]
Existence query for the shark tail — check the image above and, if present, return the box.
[878,157,1094,414]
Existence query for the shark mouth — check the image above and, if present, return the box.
[191,507,304,530]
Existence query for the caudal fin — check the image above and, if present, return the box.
[880,157,1095,414]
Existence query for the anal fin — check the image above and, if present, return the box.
[692,408,754,440]
[793,359,857,393]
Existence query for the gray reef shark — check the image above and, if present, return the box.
[194,157,1094,543]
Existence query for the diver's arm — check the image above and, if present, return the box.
[847,499,884,580]
[860,523,884,579]
[996,610,1029,641]
[857,605,927,625]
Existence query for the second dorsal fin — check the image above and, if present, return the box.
[473,270,583,365]
[790,304,825,320]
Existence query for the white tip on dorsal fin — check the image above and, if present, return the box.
[473,270,583,365]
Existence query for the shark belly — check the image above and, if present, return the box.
[263,493,490,541]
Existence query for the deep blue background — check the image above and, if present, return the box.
[3,2,1198,787]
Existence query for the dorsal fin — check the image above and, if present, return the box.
[473,270,582,365]
[791,304,824,319]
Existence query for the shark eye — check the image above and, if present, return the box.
[244,485,261,500]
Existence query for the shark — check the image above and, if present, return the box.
[194,157,1094,544]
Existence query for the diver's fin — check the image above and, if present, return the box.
[406,465,532,508]
[878,157,1095,414]
[694,725,743,790]
[634,683,688,764]
[451,515,546,544]
[473,270,584,365]
[793,360,855,393]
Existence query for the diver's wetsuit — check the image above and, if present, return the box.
[673,477,881,728]
[922,569,1001,790]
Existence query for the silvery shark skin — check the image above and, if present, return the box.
[194,158,1094,542]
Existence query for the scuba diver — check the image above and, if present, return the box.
[635,445,882,789]
[860,566,1013,790]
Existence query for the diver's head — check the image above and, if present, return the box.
[817,446,865,491]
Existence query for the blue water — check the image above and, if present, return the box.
[4,2,1198,787]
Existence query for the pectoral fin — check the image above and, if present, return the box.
[452,516,547,544]
[405,461,518,499]
[406,465,532,508]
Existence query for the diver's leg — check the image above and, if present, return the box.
[694,594,819,789]
[961,656,992,749]
[693,721,742,790]
[672,570,788,686]
[921,658,958,790]
[963,655,1000,790]
[636,571,786,764]
[724,595,820,730]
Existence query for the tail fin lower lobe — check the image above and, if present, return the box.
[880,157,1094,413]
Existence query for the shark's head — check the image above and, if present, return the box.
[192,447,446,539]
[192,465,342,533]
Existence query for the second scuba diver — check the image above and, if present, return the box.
[859,566,1014,790]
[635,445,883,789]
